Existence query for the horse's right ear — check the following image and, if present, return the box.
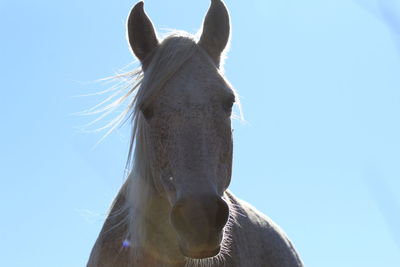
[127,2,159,63]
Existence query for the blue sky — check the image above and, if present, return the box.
[1,0,400,266]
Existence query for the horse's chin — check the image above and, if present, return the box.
[179,244,221,259]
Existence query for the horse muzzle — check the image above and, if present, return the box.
[170,194,229,259]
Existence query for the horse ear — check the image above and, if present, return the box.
[198,0,230,65]
[127,2,159,63]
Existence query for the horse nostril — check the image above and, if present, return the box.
[214,198,229,231]
[171,202,190,234]
[170,196,230,236]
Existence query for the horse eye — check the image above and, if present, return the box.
[141,106,154,120]
[223,99,234,113]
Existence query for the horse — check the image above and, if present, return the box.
[87,1,303,266]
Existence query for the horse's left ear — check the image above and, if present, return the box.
[198,0,230,66]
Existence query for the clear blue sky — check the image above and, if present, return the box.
[1,0,399,266]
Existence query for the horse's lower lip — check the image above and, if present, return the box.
[180,245,221,259]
